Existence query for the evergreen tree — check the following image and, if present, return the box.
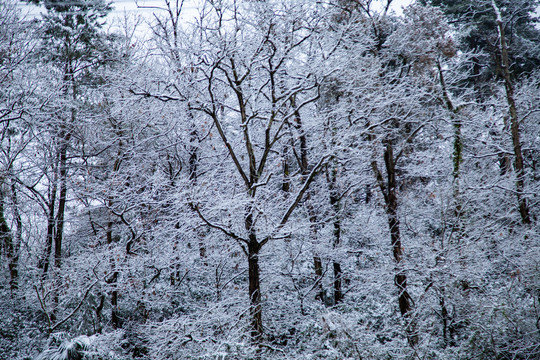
[423,0,540,81]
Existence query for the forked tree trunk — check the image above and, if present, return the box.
[383,143,410,313]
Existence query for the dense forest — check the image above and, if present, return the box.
[1,0,540,358]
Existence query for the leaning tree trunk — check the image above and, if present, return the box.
[492,0,530,224]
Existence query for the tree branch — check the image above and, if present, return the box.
[261,155,332,246]
[193,204,249,247]
[50,279,99,332]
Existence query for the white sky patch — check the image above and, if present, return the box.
[19,0,418,32]
[109,0,416,16]
[105,0,417,38]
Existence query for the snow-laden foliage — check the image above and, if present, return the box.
[0,0,539,359]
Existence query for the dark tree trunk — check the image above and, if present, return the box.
[383,142,413,316]
[53,59,76,270]
[327,163,343,304]
[41,167,58,277]
[493,2,530,224]
[440,292,449,347]
[187,121,206,258]
[373,140,417,346]
[282,142,290,192]
[313,255,324,300]
[248,242,262,341]
[244,206,263,341]
[109,272,120,329]
[54,140,68,269]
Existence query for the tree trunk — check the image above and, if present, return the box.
[373,140,417,346]
[247,234,262,341]
[8,178,21,291]
[383,142,412,313]
[327,162,343,304]
[291,97,324,301]
[439,287,456,347]
[384,142,417,345]
[492,0,530,224]
[54,139,68,269]
[188,126,206,258]
[282,141,291,192]
[313,254,324,300]
[109,272,120,329]
[41,163,58,277]
[53,55,76,270]
[244,205,263,341]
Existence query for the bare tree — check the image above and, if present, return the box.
[183,1,327,341]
